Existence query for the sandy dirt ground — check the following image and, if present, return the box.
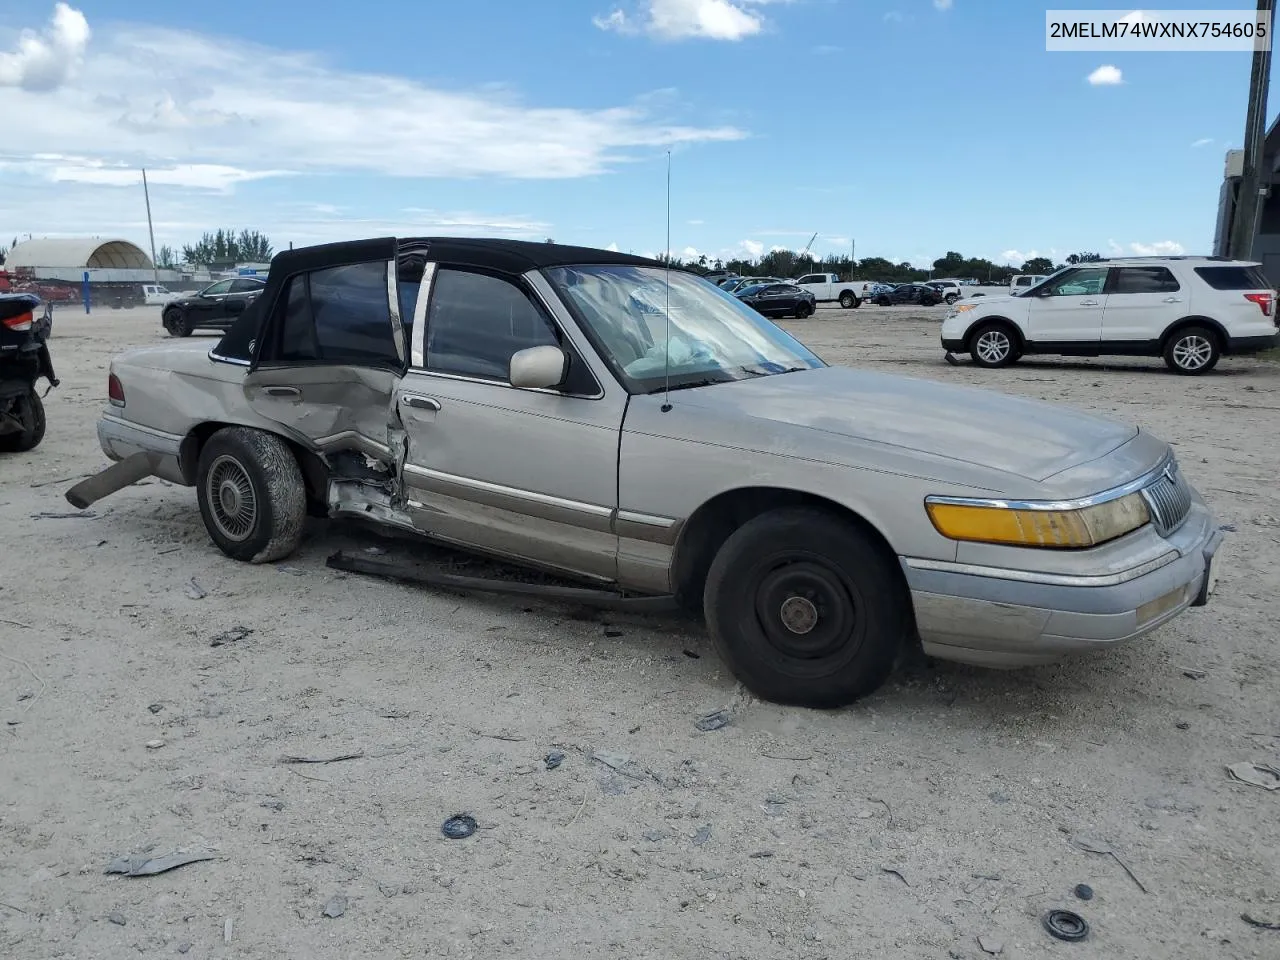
[1,302,1278,960]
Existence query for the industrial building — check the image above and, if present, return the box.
[1213,115,1280,285]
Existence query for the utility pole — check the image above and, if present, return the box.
[1228,0,1275,260]
[142,168,160,284]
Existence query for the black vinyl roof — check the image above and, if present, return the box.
[213,237,664,364]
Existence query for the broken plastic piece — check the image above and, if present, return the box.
[442,815,477,840]
[1226,762,1280,790]
[695,709,731,732]
[104,852,216,877]
[322,895,347,918]
[1043,909,1090,942]
[545,750,565,770]
[1074,883,1094,901]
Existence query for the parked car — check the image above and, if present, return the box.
[875,283,943,307]
[792,273,865,309]
[924,280,964,304]
[736,282,817,319]
[1010,274,1048,296]
[724,276,785,294]
[162,277,267,337]
[866,282,897,299]
[142,284,180,306]
[941,257,1280,374]
[715,275,743,288]
[68,237,1223,708]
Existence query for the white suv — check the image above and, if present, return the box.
[941,257,1279,374]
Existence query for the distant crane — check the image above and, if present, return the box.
[798,232,818,262]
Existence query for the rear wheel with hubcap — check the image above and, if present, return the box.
[969,321,1018,368]
[703,507,907,708]
[795,301,814,319]
[196,427,306,563]
[839,291,859,309]
[1163,326,1219,375]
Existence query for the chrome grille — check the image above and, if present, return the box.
[1141,459,1192,537]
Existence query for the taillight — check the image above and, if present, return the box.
[108,373,125,407]
[2,310,33,332]
[1244,292,1273,317]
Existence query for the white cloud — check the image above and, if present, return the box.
[1191,137,1214,148]
[606,241,620,252]
[934,0,954,11]
[1000,248,1061,264]
[1087,64,1124,86]
[740,239,765,258]
[1128,240,1185,256]
[2,9,744,192]
[687,219,705,225]
[0,2,90,92]
[594,0,790,41]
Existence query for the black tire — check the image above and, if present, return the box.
[196,427,306,563]
[945,293,960,305]
[838,291,859,309]
[703,507,908,708]
[969,321,1019,368]
[794,301,814,319]
[164,308,192,338]
[1163,325,1219,375]
[0,390,45,452]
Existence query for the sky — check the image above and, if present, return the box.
[0,0,1271,268]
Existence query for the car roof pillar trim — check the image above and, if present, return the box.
[410,263,436,368]
[386,259,405,366]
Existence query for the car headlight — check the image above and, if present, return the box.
[952,303,978,313]
[925,492,1151,548]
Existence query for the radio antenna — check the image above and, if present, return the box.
[661,149,673,413]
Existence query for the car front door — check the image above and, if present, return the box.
[1101,265,1185,344]
[223,279,263,324]
[190,279,233,324]
[1025,267,1108,344]
[242,247,407,465]
[395,265,626,582]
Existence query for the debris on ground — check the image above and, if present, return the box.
[695,709,731,732]
[1069,834,1149,893]
[279,750,364,765]
[177,941,191,953]
[147,703,163,714]
[1043,909,1090,942]
[544,749,565,770]
[442,814,478,839]
[107,911,126,926]
[1182,669,1208,680]
[881,867,910,886]
[322,895,347,918]
[692,824,711,846]
[209,626,253,647]
[1225,762,1280,790]
[224,918,233,944]
[977,934,1003,954]
[105,852,216,877]
[1074,883,1094,901]
[642,830,663,842]
[682,649,700,659]
[1241,913,1280,931]
[144,739,165,750]
[260,799,285,812]
[184,578,207,600]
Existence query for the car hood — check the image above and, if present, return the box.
[663,366,1138,483]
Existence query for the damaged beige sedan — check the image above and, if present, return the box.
[69,238,1224,707]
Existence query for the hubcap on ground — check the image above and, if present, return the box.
[206,455,257,541]
[753,559,859,660]
[976,330,1010,363]
[1173,335,1211,370]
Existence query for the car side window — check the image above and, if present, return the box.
[275,275,320,362]
[426,269,560,381]
[1112,266,1180,294]
[798,275,819,285]
[229,278,262,293]
[1043,267,1107,297]
[264,262,398,366]
[203,280,233,296]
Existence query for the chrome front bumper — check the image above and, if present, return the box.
[901,502,1223,668]
[96,413,187,484]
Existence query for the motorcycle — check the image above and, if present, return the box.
[0,293,58,453]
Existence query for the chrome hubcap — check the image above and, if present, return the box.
[976,330,1010,363]
[779,596,819,635]
[1173,335,1211,370]
[206,455,257,541]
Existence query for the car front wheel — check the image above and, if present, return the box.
[163,308,192,337]
[1164,326,1219,375]
[795,301,814,319]
[703,507,907,708]
[969,321,1018,368]
[196,427,307,563]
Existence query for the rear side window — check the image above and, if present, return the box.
[230,278,263,293]
[265,261,399,367]
[1194,265,1273,290]
[1112,267,1180,294]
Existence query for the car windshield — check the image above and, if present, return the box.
[545,265,825,393]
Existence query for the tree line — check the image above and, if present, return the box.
[662,249,1106,284]
[162,229,274,268]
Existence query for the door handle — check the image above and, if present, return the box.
[1162,297,1183,303]
[1080,299,1099,306]
[402,395,441,412]
[263,386,301,399]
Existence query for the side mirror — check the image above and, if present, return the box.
[509,345,568,390]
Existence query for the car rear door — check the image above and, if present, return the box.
[1100,265,1185,344]
[394,264,625,582]
[242,242,406,464]
[1025,267,1108,344]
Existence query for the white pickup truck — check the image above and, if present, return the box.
[793,273,867,309]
